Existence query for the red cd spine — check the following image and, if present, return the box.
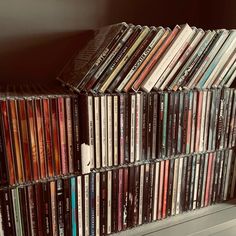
[18,99,32,182]
[58,97,69,174]
[34,99,47,179]
[158,161,164,220]
[26,99,40,181]
[162,159,169,219]
[50,98,61,176]
[0,100,14,185]
[205,153,213,206]
[9,99,24,183]
[42,98,54,177]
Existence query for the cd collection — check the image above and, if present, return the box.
[0,21,236,235]
[2,85,234,187]
[0,84,81,186]
[57,23,236,93]
[79,88,236,170]
[0,149,235,236]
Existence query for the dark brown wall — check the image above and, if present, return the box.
[106,0,236,29]
[0,0,235,82]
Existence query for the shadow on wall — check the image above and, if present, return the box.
[0,0,235,82]
[0,31,93,83]
[0,0,106,82]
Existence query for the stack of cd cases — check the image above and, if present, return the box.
[0,22,236,235]
[78,88,236,171]
[0,82,81,187]
[0,149,235,235]
[57,23,236,93]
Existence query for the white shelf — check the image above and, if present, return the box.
[113,199,236,236]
